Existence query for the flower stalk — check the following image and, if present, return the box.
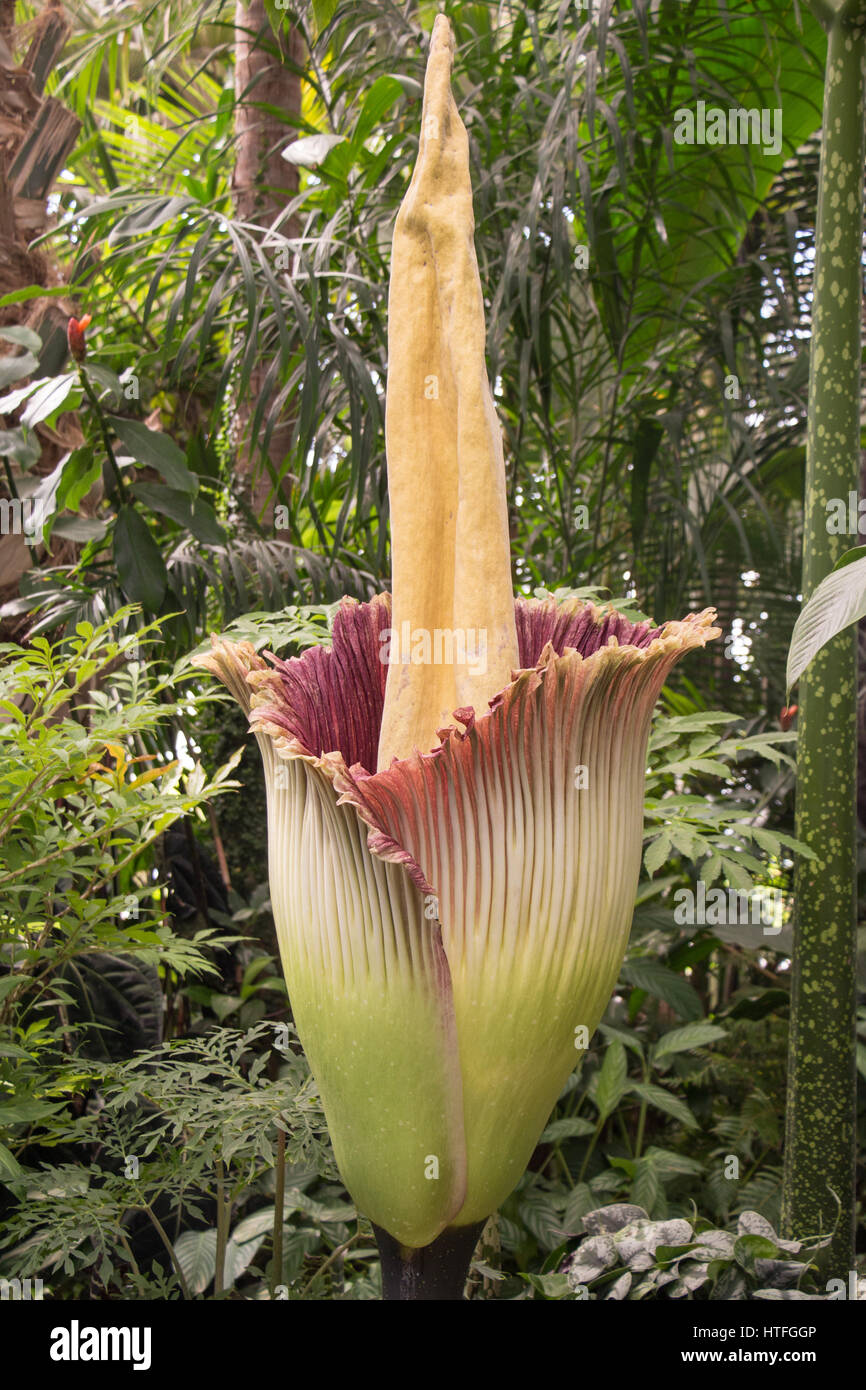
[373,1222,485,1301]
[780,0,865,1276]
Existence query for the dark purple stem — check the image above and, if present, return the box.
[373,1222,484,1301]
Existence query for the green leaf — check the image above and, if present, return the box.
[540,1116,596,1142]
[644,834,672,877]
[0,1141,23,1181]
[0,325,42,352]
[231,1206,286,1245]
[652,1023,726,1061]
[517,1192,563,1250]
[631,1159,662,1215]
[84,366,125,403]
[0,351,39,389]
[20,374,80,428]
[26,452,70,540]
[210,994,241,1021]
[628,1081,697,1129]
[620,958,703,1021]
[597,1022,646,1060]
[131,482,226,545]
[223,1233,265,1286]
[641,1147,705,1178]
[523,1271,572,1299]
[173,1228,217,1294]
[0,377,44,413]
[733,1233,781,1275]
[786,553,866,692]
[0,285,68,307]
[352,75,405,150]
[832,544,866,570]
[110,195,193,239]
[51,515,109,543]
[113,506,168,610]
[109,417,197,494]
[595,1039,629,1121]
[55,449,102,514]
[0,427,40,469]
[561,1183,597,1234]
[630,419,663,550]
[0,1097,62,1125]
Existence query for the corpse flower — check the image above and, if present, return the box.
[195,15,719,1300]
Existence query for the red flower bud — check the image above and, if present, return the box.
[780,704,798,731]
[67,314,92,362]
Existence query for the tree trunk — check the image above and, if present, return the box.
[232,0,303,523]
[0,0,82,625]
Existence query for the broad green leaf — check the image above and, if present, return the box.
[173,1228,216,1294]
[620,6,826,369]
[644,833,671,877]
[0,427,40,469]
[55,449,103,514]
[733,1233,781,1275]
[84,365,125,404]
[0,1141,23,1181]
[26,453,70,540]
[628,1081,697,1129]
[786,552,866,692]
[109,417,197,494]
[630,1160,662,1216]
[20,374,80,428]
[223,1233,265,1286]
[597,1022,646,1060]
[540,1116,596,1142]
[620,958,703,1021]
[0,376,53,414]
[652,1023,726,1060]
[230,1206,290,1245]
[113,506,168,610]
[641,1147,705,1178]
[595,1038,628,1120]
[0,325,42,352]
[0,1098,63,1125]
[51,515,109,543]
[131,482,226,545]
[0,351,39,389]
[562,1183,597,1234]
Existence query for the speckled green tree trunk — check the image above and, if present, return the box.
[781,0,865,1277]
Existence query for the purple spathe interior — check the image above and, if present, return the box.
[254,595,663,773]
